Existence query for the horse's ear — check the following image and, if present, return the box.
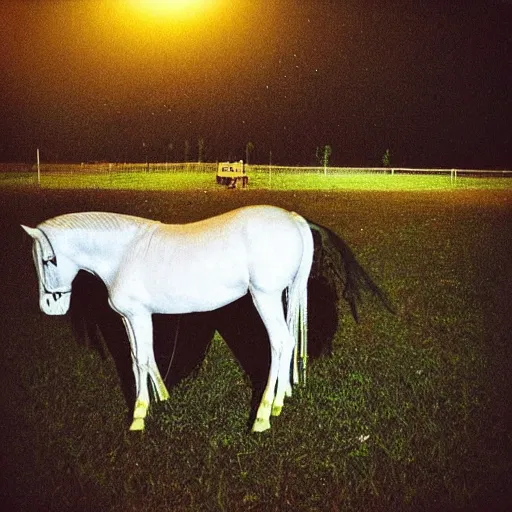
[21,225,40,239]
[21,225,56,261]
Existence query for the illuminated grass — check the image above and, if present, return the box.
[250,172,511,191]
[1,170,510,191]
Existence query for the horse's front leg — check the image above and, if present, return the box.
[122,314,170,431]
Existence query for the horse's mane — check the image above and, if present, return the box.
[41,212,157,234]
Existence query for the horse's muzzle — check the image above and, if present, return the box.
[40,291,71,315]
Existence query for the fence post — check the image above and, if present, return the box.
[269,151,272,189]
[450,168,456,186]
[36,148,40,186]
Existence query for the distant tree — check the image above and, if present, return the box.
[142,140,149,169]
[198,138,205,163]
[245,141,255,165]
[382,149,391,168]
[166,142,173,163]
[184,139,190,162]
[316,145,332,175]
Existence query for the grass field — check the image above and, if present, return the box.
[1,169,511,191]
[1,179,511,511]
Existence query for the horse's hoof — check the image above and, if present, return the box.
[271,404,282,417]
[157,385,170,401]
[129,418,145,431]
[252,418,271,433]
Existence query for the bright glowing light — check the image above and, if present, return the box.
[128,0,215,21]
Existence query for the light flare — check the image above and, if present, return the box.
[127,0,216,21]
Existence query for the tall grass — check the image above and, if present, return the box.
[2,187,511,511]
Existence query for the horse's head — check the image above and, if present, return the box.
[22,224,76,315]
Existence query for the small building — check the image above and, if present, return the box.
[216,160,248,187]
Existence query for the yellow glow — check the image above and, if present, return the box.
[128,0,215,21]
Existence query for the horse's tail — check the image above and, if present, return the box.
[307,220,395,322]
[287,212,314,386]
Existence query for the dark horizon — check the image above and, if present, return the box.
[1,0,511,169]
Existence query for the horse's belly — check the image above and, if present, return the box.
[139,257,250,314]
[151,285,248,314]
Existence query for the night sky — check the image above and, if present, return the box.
[1,0,511,168]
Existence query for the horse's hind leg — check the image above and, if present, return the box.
[122,314,170,431]
[250,290,295,432]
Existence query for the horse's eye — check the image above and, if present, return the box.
[43,256,57,267]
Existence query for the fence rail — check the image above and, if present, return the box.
[32,162,217,174]
[0,162,510,178]
[249,165,512,177]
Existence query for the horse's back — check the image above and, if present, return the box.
[173,205,296,232]
[193,205,309,295]
[160,205,306,292]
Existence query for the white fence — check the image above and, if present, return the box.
[3,162,509,177]
[30,162,217,174]
[248,165,512,178]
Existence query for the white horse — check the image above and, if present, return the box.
[22,205,313,432]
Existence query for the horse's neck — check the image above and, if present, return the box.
[71,224,152,286]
